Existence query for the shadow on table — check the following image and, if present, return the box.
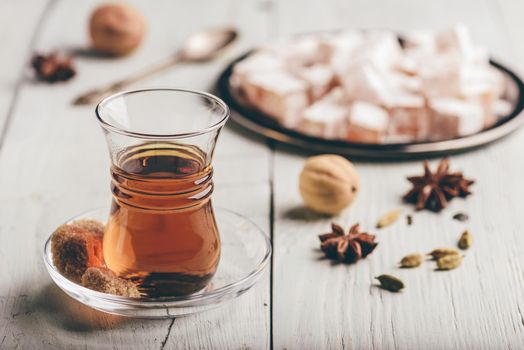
[22,283,127,332]
[64,46,117,60]
[9,281,228,334]
[282,205,331,222]
[3,282,185,347]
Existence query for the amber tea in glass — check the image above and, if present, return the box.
[96,89,229,297]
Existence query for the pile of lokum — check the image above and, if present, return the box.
[231,24,512,143]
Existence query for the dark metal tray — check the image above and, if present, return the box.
[217,52,524,159]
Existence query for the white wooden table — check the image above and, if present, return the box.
[1,0,524,348]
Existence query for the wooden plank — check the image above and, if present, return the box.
[271,0,524,349]
[0,0,272,349]
[495,0,524,65]
[0,0,50,143]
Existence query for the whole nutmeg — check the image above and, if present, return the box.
[299,154,360,215]
[89,3,146,56]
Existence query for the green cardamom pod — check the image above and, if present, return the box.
[375,274,405,292]
[437,254,463,270]
[400,253,423,268]
[427,248,459,260]
[458,230,473,250]
[376,209,402,229]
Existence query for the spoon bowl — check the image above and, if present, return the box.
[181,28,238,61]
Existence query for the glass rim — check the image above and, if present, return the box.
[95,88,230,139]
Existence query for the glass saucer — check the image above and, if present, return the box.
[43,207,271,319]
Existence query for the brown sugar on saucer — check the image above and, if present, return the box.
[81,267,141,298]
[72,219,105,236]
[51,220,105,283]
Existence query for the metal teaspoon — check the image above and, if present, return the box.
[73,27,238,105]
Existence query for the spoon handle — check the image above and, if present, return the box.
[72,55,184,106]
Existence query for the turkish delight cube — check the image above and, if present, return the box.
[232,52,283,86]
[339,64,396,107]
[428,97,485,140]
[293,64,336,100]
[300,99,348,139]
[242,70,309,128]
[388,93,429,140]
[347,101,389,143]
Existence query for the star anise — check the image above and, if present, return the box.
[319,223,378,263]
[403,157,474,212]
[31,53,76,83]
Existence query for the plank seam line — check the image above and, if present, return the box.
[390,318,398,350]
[490,0,518,59]
[265,2,277,347]
[268,0,278,39]
[268,139,275,350]
[159,319,175,350]
[370,317,376,350]
[449,287,459,332]
[518,305,524,328]
[0,0,57,151]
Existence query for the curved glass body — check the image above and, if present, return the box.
[96,89,229,297]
